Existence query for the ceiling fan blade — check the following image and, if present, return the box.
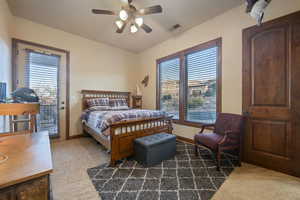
[139,5,162,15]
[116,22,127,33]
[92,9,115,15]
[141,24,152,33]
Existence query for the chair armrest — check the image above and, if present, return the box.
[199,123,215,133]
[218,130,240,145]
[224,130,239,136]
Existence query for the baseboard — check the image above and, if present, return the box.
[68,133,89,140]
[176,135,195,144]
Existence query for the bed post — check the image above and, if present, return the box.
[167,117,173,134]
[110,127,117,167]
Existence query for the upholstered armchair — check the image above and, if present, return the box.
[194,113,245,171]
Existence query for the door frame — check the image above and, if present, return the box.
[11,38,71,139]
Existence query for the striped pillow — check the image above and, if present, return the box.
[109,98,128,107]
[86,98,109,108]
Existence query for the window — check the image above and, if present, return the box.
[157,38,221,126]
[158,57,180,119]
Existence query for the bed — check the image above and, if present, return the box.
[81,90,173,166]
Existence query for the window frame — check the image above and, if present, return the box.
[156,38,222,128]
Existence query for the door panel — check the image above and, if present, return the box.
[252,27,289,106]
[251,120,290,158]
[243,11,300,177]
[291,22,300,176]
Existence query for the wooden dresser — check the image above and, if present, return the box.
[0,131,53,200]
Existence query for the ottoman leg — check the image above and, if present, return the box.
[110,159,116,167]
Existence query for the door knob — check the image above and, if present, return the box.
[60,107,65,110]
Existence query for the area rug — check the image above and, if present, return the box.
[87,141,238,200]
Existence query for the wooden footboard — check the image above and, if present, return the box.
[109,116,173,166]
[81,90,173,166]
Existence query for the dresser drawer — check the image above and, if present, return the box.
[0,176,49,200]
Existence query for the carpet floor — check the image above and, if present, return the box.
[50,137,300,200]
[87,141,238,200]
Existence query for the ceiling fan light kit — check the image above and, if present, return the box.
[119,9,128,21]
[115,20,124,29]
[92,0,162,34]
[135,17,143,27]
[130,24,138,33]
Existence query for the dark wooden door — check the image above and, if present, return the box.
[243,11,300,177]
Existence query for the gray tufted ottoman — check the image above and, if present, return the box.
[134,133,176,167]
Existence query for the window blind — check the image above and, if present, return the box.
[186,47,218,123]
[159,57,180,119]
[24,51,60,136]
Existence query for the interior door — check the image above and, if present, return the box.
[14,42,67,139]
[243,11,300,177]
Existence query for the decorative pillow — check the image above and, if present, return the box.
[86,98,109,108]
[110,106,130,110]
[109,98,128,107]
[87,106,111,111]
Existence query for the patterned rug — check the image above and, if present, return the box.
[87,141,238,200]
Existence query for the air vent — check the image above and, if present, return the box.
[170,24,181,32]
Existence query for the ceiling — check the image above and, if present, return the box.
[7,0,243,53]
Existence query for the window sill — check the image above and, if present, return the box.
[172,120,214,130]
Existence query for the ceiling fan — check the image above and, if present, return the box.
[91,0,163,34]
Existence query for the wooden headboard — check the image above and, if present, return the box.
[81,90,131,110]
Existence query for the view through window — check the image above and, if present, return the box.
[159,58,180,119]
[157,38,221,125]
[25,51,60,136]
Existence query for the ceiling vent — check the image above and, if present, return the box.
[170,24,181,32]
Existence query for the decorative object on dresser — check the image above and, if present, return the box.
[0,131,53,200]
[194,113,245,171]
[134,133,176,167]
[11,88,39,103]
[0,103,40,135]
[132,95,142,109]
[81,90,172,166]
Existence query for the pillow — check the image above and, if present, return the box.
[109,98,128,107]
[110,106,129,110]
[87,106,111,111]
[86,98,109,108]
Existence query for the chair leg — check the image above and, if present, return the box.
[238,147,242,167]
[195,144,199,157]
[216,146,221,171]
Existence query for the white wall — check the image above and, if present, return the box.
[12,17,139,138]
[2,0,300,138]
[136,0,300,139]
[0,0,14,133]
[0,0,13,96]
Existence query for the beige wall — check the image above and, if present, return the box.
[0,0,13,94]
[12,17,139,137]
[136,0,300,139]
[0,0,14,133]
[2,0,300,138]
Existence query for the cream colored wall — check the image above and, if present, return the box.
[12,17,139,137]
[0,0,13,94]
[0,0,14,133]
[136,0,300,139]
